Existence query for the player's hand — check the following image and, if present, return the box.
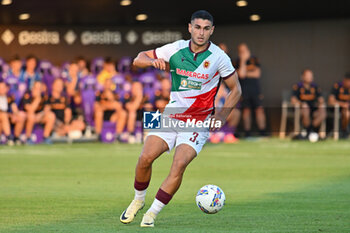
[151,58,166,70]
[209,116,225,132]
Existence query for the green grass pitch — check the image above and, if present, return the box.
[1,139,350,233]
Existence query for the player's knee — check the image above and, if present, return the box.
[27,113,35,122]
[48,112,56,122]
[172,159,187,174]
[18,112,26,121]
[138,153,155,168]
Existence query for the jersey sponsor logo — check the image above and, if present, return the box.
[203,60,210,69]
[176,68,209,80]
[179,78,202,90]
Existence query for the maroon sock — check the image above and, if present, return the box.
[155,188,173,205]
[134,179,150,191]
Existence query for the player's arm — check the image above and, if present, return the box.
[237,59,247,79]
[211,72,241,131]
[329,94,348,108]
[133,50,167,70]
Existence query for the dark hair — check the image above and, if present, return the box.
[345,72,350,79]
[104,57,114,64]
[26,54,37,61]
[10,55,21,62]
[191,10,214,25]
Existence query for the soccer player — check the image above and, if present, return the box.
[328,72,350,138]
[234,43,267,137]
[120,10,241,227]
[291,69,326,138]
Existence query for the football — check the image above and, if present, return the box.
[196,184,226,214]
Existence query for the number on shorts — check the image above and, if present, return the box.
[189,132,199,143]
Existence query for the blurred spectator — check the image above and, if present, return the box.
[123,77,143,142]
[48,79,85,137]
[0,80,13,145]
[328,72,350,138]
[97,57,117,86]
[155,78,171,112]
[234,43,266,137]
[20,55,41,90]
[291,69,326,137]
[76,56,90,77]
[22,81,55,144]
[6,56,27,105]
[94,79,127,141]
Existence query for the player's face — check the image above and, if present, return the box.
[26,58,37,71]
[104,63,115,73]
[343,78,350,88]
[69,63,79,76]
[32,82,42,97]
[52,79,64,93]
[10,60,22,73]
[188,18,214,47]
[302,70,313,84]
[77,59,86,70]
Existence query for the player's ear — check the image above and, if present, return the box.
[210,25,215,35]
[188,23,192,34]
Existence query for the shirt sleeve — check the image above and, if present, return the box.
[154,40,181,62]
[218,53,235,80]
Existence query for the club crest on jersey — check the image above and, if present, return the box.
[203,60,210,69]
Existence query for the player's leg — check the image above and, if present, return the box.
[120,135,169,224]
[0,111,13,145]
[41,111,56,143]
[300,103,311,130]
[94,103,104,135]
[11,111,26,145]
[25,111,36,143]
[141,144,196,227]
[311,107,326,133]
[340,107,350,137]
[112,101,127,138]
[242,107,251,136]
[125,103,137,137]
[141,131,208,227]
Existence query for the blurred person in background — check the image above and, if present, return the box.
[76,56,90,77]
[22,81,55,144]
[94,79,127,142]
[0,79,14,145]
[48,78,85,137]
[97,57,117,86]
[65,61,83,117]
[155,78,171,112]
[328,72,350,138]
[291,69,326,138]
[5,56,27,105]
[235,43,266,137]
[123,77,143,143]
[20,55,42,90]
